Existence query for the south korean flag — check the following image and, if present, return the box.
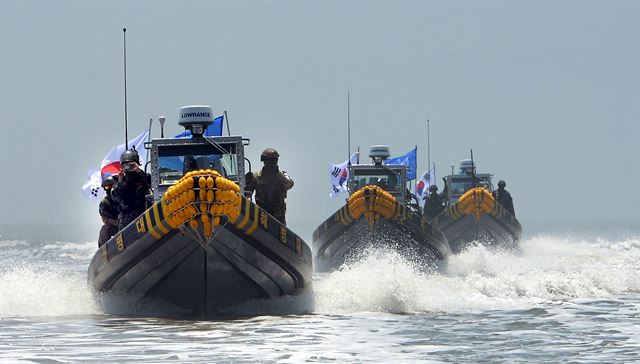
[81,169,105,203]
[415,164,435,207]
[329,153,358,198]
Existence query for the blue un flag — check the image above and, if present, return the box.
[385,147,417,180]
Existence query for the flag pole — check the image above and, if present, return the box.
[123,28,129,150]
[427,119,431,168]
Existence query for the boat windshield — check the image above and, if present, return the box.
[449,176,492,196]
[352,167,403,192]
[157,144,238,186]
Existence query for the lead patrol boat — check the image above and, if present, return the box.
[87,106,312,318]
[428,159,522,253]
[312,146,451,273]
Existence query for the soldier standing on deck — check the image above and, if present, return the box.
[98,176,119,246]
[423,184,447,220]
[492,180,515,216]
[111,149,152,230]
[245,148,294,225]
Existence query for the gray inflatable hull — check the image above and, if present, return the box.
[431,201,522,254]
[312,205,451,273]
[88,198,312,318]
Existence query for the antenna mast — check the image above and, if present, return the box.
[123,28,129,149]
[470,149,476,188]
[347,90,351,163]
[224,110,231,136]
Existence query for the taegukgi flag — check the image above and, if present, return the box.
[81,169,105,203]
[81,129,150,202]
[329,153,358,198]
[415,163,435,207]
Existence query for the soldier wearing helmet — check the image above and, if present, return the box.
[245,148,294,224]
[492,180,515,216]
[98,176,119,246]
[423,183,447,220]
[111,149,152,230]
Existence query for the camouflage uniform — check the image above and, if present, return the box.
[423,191,446,220]
[246,166,294,225]
[492,188,515,216]
[98,193,119,246]
[112,170,152,230]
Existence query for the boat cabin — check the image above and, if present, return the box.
[443,159,493,203]
[148,106,248,202]
[347,145,409,204]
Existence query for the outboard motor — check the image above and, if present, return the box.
[369,145,391,165]
[179,105,214,138]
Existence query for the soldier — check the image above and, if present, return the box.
[423,184,447,220]
[111,149,152,230]
[98,176,119,246]
[245,148,294,225]
[492,180,515,216]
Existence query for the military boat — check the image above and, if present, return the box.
[429,159,522,253]
[312,146,451,273]
[87,106,312,318]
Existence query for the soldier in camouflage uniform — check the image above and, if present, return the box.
[98,176,119,246]
[423,184,447,220]
[245,148,294,225]
[111,149,152,230]
[492,180,515,216]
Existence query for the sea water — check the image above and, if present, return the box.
[0,222,638,363]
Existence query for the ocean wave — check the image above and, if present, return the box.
[314,236,640,314]
[0,263,99,318]
[0,240,28,248]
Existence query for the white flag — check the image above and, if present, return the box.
[329,153,358,198]
[415,164,435,207]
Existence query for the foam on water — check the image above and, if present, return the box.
[1,235,638,319]
[0,263,99,317]
[314,235,640,314]
[0,239,99,318]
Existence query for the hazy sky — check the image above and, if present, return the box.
[1,1,638,238]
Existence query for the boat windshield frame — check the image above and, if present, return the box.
[150,135,246,201]
[348,164,407,202]
[444,173,493,202]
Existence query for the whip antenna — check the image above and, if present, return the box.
[123,28,129,149]
[470,149,475,188]
[347,90,351,164]
[224,110,231,136]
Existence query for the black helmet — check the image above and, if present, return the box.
[429,184,438,192]
[260,148,280,162]
[102,175,115,189]
[498,180,506,188]
[120,149,140,165]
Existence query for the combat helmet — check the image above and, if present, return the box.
[429,184,438,192]
[102,175,115,189]
[260,148,280,162]
[498,180,506,188]
[120,149,140,165]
